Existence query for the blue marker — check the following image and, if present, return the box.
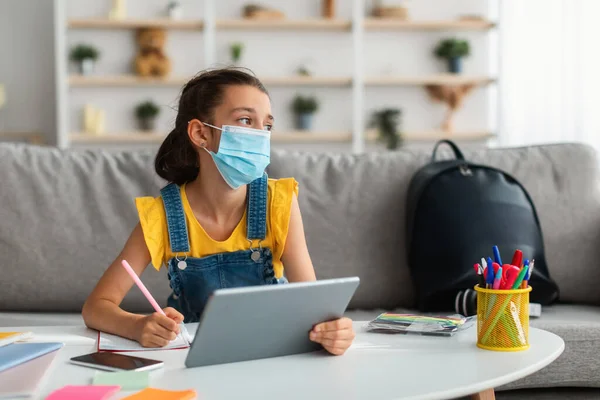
[526,259,534,280]
[492,245,503,266]
[486,256,495,285]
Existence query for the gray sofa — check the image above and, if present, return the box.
[1,142,599,398]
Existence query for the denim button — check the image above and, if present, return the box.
[251,251,261,262]
[178,260,187,270]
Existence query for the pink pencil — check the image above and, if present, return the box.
[121,259,191,344]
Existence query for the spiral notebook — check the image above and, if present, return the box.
[97,324,198,352]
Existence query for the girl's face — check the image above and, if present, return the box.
[212,85,273,132]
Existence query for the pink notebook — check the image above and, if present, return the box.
[46,385,120,400]
[0,349,59,399]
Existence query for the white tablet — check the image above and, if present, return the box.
[185,277,360,368]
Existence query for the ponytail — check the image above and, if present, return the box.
[154,127,199,185]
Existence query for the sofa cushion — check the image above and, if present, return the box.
[1,142,600,312]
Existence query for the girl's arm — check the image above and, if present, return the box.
[280,194,317,282]
[82,223,182,347]
[281,195,355,355]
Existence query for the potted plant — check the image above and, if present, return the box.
[370,108,403,150]
[291,95,319,130]
[230,42,244,65]
[135,100,160,131]
[70,44,100,76]
[434,38,470,73]
[167,1,182,19]
[296,65,311,77]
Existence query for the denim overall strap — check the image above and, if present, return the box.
[246,173,268,241]
[160,183,190,254]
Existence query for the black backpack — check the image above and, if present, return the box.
[406,140,559,312]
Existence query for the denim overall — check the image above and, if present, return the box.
[163,173,283,323]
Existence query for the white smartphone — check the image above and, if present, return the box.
[69,351,164,372]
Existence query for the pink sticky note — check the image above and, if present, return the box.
[46,385,120,400]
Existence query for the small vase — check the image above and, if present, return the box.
[323,0,335,18]
[448,57,462,74]
[139,118,156,131]
[296,113,314,131]
[168,5,182,20]
[79,59,95,76]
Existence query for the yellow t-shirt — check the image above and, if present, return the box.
[135,178,298,279]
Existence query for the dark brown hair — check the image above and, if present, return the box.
[154,68,268,185]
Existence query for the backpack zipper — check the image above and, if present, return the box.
[459,164,473,176]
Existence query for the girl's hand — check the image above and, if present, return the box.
[309,317,355,355]
[134,307,184,348]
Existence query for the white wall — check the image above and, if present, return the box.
[2,0,494,151]
[0,0,56,143]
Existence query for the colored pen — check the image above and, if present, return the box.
[474,263,485,288]
[493,245,503,266]
[512,265,529,289]
[486,257,495,287]
[121,259,191,345]
[528,260,535,279]
[492,267,503,290]
[502,264,521,290]
[511,250,523,268]
[523,260,535,288]
[521,259,530,288]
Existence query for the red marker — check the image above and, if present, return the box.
[503,264,521,289]
[511,250,523,268]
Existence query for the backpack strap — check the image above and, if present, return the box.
[432,140,465,162]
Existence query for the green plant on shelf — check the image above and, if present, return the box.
[296,66,311,77]
[434,38,470,74]
[292,95,318,114]
[70,44,100,76]
[370,108,403,150]
[230,42,244,64]
[70,44,100,62]
[135,100,160,131]
[291,95,319,131]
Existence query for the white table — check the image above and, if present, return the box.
[11,322,563,400]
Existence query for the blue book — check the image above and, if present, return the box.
[0,342,63,373]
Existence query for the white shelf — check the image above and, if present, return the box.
[68,75,352,87]
[364,18,495,31]
[70,131,358,144]
[70,131,356,144]
[54,0,500,152]
[366,75,495,86]
[216,19,351,31]
[70,132,166,143]
[69,75,188,87]
[0,132,44,144]
[70,74,492,88]
[68,18,204,30]
[70,130,494,144]
[261,76,352,86]
[401,130,494,141]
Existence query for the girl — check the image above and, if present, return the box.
[82,68,355,356]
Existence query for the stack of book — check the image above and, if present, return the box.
[0,331,63,399]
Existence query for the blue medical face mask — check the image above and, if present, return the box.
[201,122,271,189]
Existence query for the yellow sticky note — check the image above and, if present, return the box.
[122,388,197,400]
[0,332,32,347]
